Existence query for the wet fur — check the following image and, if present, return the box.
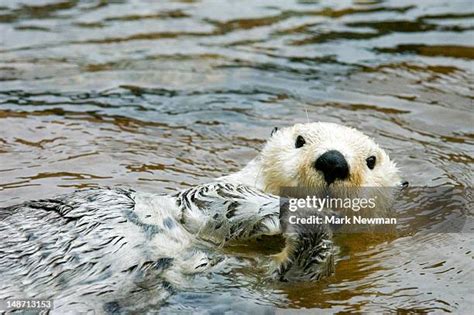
[0,183,333,313]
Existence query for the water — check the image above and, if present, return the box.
[0,0,473,313]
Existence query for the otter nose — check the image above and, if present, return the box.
[315,150,349,185]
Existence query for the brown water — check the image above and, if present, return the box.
[0,0,473,313]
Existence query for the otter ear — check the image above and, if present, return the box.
[271,127,279,137]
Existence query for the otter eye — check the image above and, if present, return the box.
[295,135,306,148]
[366,156,376,170]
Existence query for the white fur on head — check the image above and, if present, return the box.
[259,122,401,194]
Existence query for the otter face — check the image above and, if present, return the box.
[260,122,405,195]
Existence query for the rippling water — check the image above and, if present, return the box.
[0,0,473,313]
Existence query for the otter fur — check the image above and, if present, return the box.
[0,183,332,313]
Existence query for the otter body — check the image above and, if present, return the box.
[1,122,404,312]
[0,184,332,313]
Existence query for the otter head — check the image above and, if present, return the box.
[260,122,406,196]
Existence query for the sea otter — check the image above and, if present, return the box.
[0,122,405,312]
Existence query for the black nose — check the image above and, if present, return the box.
[315,150,349,185]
